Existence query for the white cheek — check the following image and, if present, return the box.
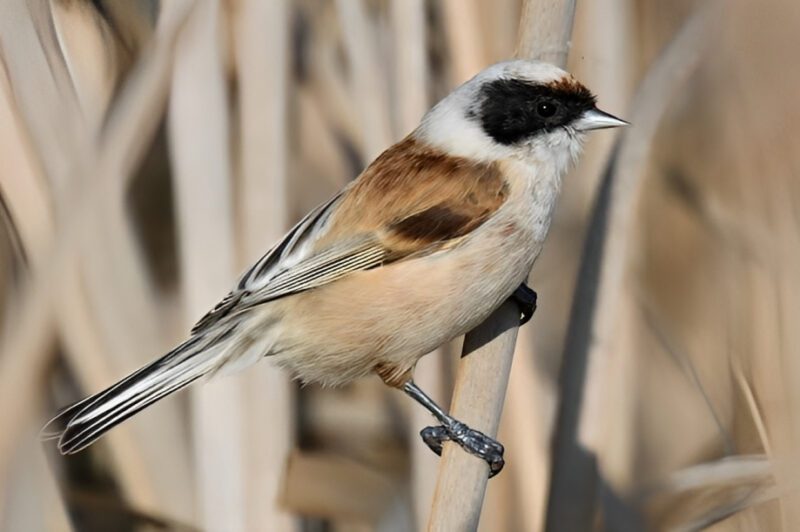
[416,107,516,162]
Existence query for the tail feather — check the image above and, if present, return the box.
[43,334,221,454]
[40,400,88,441]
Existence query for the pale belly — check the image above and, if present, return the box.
[267,206,543,387]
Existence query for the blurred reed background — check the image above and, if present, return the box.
[0,0,799,530]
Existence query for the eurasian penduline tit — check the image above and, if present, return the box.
[44,59,627,476]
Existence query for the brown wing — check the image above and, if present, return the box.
[190,136,509,326]
[319,135,509,253]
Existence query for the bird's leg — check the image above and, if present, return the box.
[511,282,537,325]
[402,380,505,477]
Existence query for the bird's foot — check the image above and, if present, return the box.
[511,282,537,325]
[420,420,505,478]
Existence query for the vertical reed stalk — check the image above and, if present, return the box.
[230,0,297,529]
[168,0,240,528]
[426,2,576,529]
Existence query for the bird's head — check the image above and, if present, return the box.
[417,60,627,172]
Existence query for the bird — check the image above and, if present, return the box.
[43,59,626,476]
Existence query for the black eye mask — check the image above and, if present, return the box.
[475,78,597,145]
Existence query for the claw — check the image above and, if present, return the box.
[402,381,506,477]
[420,421,506,477]
[512,283,537,325]
[421,425,447,456]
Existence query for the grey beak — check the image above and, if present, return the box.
[574,108,629,131]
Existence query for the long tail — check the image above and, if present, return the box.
[43,333,226,454]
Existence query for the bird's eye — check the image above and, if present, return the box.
[537,101,558,118]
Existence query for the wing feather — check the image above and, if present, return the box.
[239,239,387,305]
[238,190,345,289]
[191,136,509,335]
[192,191,345,334]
